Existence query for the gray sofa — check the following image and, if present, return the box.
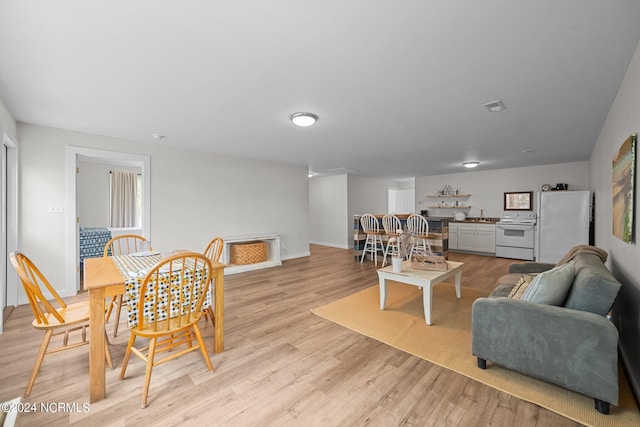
[472,246,622,414]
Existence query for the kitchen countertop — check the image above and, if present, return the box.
[431,217,498,224]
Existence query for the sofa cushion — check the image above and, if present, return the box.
[488,273,520,298]
[564,253,622,316]
[521,261,575,305]
[508,274,537,300]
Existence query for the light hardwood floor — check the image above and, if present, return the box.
[0,245,582,426]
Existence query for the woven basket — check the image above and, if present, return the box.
[410,253,448,271]
[230,241,268,265]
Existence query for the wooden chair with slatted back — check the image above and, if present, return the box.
[9,251,113,397]
[407,214,433,256]
[103,234,149,337]
[203,237,223,328]
[119,252,214,408]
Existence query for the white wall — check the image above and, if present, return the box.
[347,175,393,219]
[589,39,640,397]
[78,160,141,227]
[415,162,589,219]
[0,97,16,140]
[309,174,349,248]
[309,174,403,248]
[347,175,398,248]
[17,123,310,299]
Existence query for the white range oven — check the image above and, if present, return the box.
[495,212,537,261]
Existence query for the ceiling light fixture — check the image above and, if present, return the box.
[483,100,506,113]
[290,112,318,127]
[463,161,480,168]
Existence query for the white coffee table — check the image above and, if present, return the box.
[377,260,464,325]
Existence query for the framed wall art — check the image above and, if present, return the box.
[612,133,636,243]
[504,191,533,211]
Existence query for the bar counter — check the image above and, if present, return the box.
[353,214,449,261]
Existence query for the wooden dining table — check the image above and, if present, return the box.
[84,251,225,403]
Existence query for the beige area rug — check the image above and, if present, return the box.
[311,282,640,427]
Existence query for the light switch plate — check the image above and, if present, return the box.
[48,203,66,213]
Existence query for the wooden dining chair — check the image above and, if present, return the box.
[9,251,113,397]
[203,237,223,328]
[119,252,214,408]
[103,234,149,337]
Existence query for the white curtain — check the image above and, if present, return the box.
[110,171,138,227]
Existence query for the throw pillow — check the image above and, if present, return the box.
[508,274,537,300]
[521,261,575,305]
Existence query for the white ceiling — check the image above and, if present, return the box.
[1,1,640,179]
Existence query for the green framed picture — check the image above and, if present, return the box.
[612,134,636,243]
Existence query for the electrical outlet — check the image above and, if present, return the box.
[48,203,66,213]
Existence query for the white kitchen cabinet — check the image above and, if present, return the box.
[454,223,495,254]
[475,224,496,253]
[457,226,476,250]
[449,223,458,250]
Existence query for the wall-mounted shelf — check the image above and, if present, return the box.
[427,194,471,198]
[427,205,471,209]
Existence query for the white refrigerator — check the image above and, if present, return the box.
[535,191,591,263]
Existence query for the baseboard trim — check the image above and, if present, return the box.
[309,241,349,249]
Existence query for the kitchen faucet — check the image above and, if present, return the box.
[480,209,484,220]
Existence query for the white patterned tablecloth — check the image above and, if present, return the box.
[111,253,211,328]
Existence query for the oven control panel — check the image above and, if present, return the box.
[498,211,537,225]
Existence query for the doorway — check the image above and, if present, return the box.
[388,188,415,214]
[65,147,150,293]
[0,129,18,334]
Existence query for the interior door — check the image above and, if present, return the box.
[0,131,18,331]
[1,143,6,332]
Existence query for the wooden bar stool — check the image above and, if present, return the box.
[359,214,385,266]
[381,214,402,266]
[407,214,433,256]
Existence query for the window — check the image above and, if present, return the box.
[110,171,141,228]
[136,174,142,227]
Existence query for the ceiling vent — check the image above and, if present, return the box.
[329,166,359,174]
[483,100,506,112]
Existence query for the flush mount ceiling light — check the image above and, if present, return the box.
[463,161,480,168]
[483,100,506,113]
[290,112,318,127]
